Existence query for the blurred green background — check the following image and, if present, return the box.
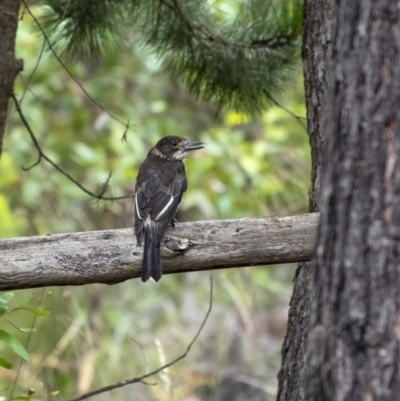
[0,4,310,401]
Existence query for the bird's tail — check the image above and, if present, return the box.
[141,225,162,282]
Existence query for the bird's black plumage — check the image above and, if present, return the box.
[134,136,205,282]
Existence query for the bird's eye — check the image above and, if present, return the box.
[171,140,177,147]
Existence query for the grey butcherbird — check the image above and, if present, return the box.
[134,136,206,282]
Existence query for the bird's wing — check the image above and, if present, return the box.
[135,174,187,243]
[135,176,186,218]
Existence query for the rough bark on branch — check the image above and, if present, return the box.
[277,2,334,400]
[0,213,318,291]
[307,0,400,399]
[0,0,22,156]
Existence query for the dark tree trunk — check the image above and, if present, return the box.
[307,0,400,400]
[277,1,334,400]
[0,0,22,156]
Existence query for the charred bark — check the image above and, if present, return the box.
[307,0,400,399]
[277,1,334,400]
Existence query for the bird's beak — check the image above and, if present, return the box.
[183,141,206,152]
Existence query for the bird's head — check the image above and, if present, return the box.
[150,136,206,160]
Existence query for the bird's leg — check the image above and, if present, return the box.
[170,217,178,229]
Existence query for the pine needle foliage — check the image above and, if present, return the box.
[40,0,303,112]
[40,0,130,58]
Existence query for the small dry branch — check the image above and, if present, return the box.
[67,277,214,401]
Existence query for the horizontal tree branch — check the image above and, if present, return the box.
[0,213,319,291]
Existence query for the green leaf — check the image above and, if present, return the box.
[0,292,14,315]
[12,396,31,400]
[15,306,50,316]
[18,328,37,334]
[0,356,13,369]
[0,329,30,361]
[21,293,32,305]
[0,293,14,304]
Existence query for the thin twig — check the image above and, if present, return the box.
[67,276,213,401]
[21,152,42,171]
[8,288,46,401]
[97,172,113,198]
[263,89,307,129]
[18,74,46,107]
[10,93,130,201]
[20,36,46,103]
[21,0,132,139]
